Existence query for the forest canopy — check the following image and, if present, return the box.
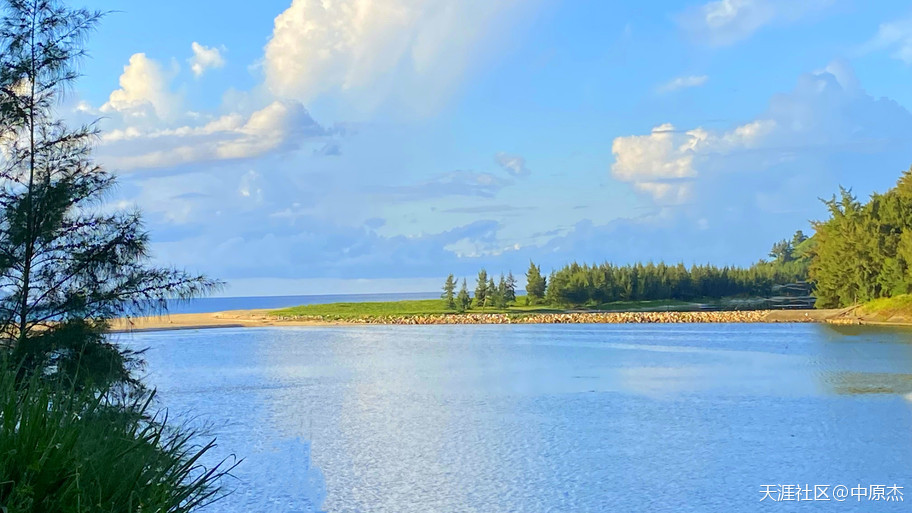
[809,168,912,308]
[442,233,812,309]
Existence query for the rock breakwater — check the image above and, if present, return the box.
[272,310,804,325]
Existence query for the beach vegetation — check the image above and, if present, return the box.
[441,274,456,310]
[0,2,229,511]
[474,269,488,308]
[810,169,912,307]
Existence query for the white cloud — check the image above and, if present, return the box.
[611,60,912,208]
[657,75,708,93]
[98,100,325,170]
[611,124,700,204]
[189,42,226,77]
[263,0,520,113]
[494,152,530,177]
[679,0,832,46]
[101,53,180,122]
[863,16,912,64]
[611,119,777,203]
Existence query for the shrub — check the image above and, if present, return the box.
[0,366,237,513]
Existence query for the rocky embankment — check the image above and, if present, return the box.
[273,310,812,325]
[112,308,845,333]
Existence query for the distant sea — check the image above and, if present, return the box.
[163,292,440,315]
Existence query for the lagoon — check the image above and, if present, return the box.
[124,323,912,512]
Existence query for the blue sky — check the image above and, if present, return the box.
[65,0,912,295]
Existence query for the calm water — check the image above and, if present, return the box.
[122,323,912,512]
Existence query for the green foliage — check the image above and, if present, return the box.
[452,232,811,311]
[11,319,140,393]
[769,239,793,263]
[0,366,236,513]
[456,278,471,313]
[541,255,810,308]
[0,0,219,389]
[0,4,231,512]
[810,169,912,307]
[524,261,546,305]
[495,274,509,308]
[504,272,517,304]
[441,274,456,310]
[474,269,488,308]
[860,294,912,319]
[485,278,497,309]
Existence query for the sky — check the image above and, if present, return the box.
[61,0,912,296]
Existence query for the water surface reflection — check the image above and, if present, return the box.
[129,323,912,512]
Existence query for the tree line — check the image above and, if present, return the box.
[442,270,518,312]
[442,238,812,309]
[441,165,912,311]
[810,169,912,307]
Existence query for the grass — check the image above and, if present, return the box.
[0,366,236,513]
[860,294,912,320]
[269,297,697,320]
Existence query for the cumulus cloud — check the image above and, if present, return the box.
[98,100,326,170]
[863,16,912,64]
[657,75,708,93]
[262,0,519,113]
[608,117,768,203]
[101,53,180,122]
[611,60,912,212]
[611,124,701,203]
[550,61,912,267]
[189,42,226,77]
[678,0,832,46]
[494,152,530,177]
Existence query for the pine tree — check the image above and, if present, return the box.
[0,1,218,389]
[791,230,808,248]
[525,261,546,305]
[456,278,471,313]
[496,274,508,308]
[474,269,488,308]
[486,278,498,310]
[769,240,793,263]
[810,172,912,307]
[441,274,456,309]
[504,271,517,305]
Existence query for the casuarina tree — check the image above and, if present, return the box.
[525,261,546,305]
[441,274,456,309]
[0,0,218,389]
[456,278,471,313]
[474,268,488,308]
[504,271,517,304]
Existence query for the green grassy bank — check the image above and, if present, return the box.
[859,294,912,323]
[270,297,696,320]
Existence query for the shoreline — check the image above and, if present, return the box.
[106,307,883,334]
